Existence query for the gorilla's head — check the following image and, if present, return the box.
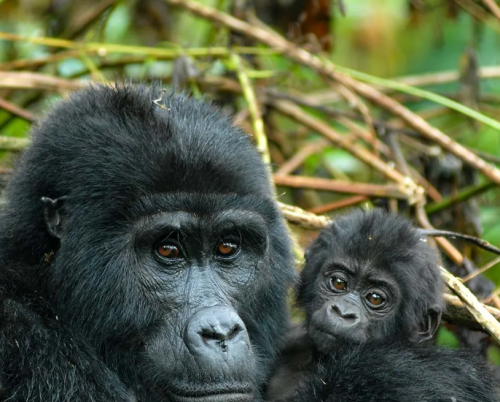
[0,85,295,401]
[298,209,444,350]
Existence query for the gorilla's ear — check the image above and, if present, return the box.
[41,196,67,239]
[415,305,442,342]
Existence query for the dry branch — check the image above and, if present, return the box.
[443,294,500,332]
[278,202,331,230]
[482,0,500,21]
[441,268,500,343]
[0,98,34,122]
[274,175,407,199]
[309,195,368,214]
[275,140,328,176]
[165,0,500,187]
[0,137,30,151]
[0,72,83,91]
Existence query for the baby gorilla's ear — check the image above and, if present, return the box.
[413,305,442,342]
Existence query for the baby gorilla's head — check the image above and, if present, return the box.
[298,209,444,350]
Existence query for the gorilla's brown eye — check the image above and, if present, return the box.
[157,243,180,259]
[330,277,347,291]
[367,292,385,306]
[217,240,239,258]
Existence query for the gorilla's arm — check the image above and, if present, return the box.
[265,325,314,402]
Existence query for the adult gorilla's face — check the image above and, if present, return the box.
[7,86,294,401]
[127,195,274,400]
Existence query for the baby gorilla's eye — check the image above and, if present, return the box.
[366,292,385,307]
[157,243,180,259]
[216,240,240,258]
[329,277,347,292]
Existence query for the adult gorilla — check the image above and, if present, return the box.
[0,85,295,402]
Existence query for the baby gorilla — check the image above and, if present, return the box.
[267,209,500,402]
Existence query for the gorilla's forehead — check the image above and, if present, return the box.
[130,191,276,220]
[132,199,268,235]
[320,254,399,283]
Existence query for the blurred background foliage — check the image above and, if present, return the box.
[2,0,500,361]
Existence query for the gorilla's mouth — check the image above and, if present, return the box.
[168,394,253,402]
[168,384,254,402]
[310,323,337,340]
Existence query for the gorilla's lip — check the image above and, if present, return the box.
[168,393,253,402]
[310,323,337,339]
[168,383,254,401]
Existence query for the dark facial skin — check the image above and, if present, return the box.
[307,259,400,348]
[128,205,268,400]
[0,86,295,402]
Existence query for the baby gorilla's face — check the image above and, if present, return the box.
[305,259,400,349]
[298,209,445,351]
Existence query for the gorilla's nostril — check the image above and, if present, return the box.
[199,323,242,342]
[227,324,242,340]
[200,328,224,342]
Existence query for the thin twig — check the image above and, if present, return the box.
[423,230,500,256]
[483,287,500,304]
[230,54,270,164]
[425,181,495,215]
[64,0,118,39]
[276,140,328,176]
[0,31,278,58]
[0,98,34,122]
[415,204,464,265]
[481,0,500,21]
[0,50,83,70]
[0,72,83,91]
[309,195,368,214]
[332,83,377,154]
[0,137,30,151]
[463,255,500,284]
[455,0,500,33]
[274,175,407,198]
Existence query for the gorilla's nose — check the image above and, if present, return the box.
[184,306,251,363]
[329,303,359,323]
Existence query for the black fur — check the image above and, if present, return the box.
[0,85,295,401]
[291,341,499,402]
[267,209,499,402]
